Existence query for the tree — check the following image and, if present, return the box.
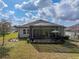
[0,19,11,46]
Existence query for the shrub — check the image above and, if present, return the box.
[64,36,69,40]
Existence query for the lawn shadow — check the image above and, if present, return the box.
[69,39,79,42]
[31,42,79,53]
[0,33,10,37]
[19,37,28,41]
[19,38,30,43]
[0,46,11,58]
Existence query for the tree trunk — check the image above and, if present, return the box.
[2,34,5,46]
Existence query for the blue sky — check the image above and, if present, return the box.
[0,0,79,26]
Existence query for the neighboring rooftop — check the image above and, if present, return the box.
[65,23,79,31]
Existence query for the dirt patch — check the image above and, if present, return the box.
[8,38,19,42]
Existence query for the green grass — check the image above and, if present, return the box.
[0,33,79,59]
[0,32,18,42]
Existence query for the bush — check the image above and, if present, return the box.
[64,36,69,40]
[27,39,30,43]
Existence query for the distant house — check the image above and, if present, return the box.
[65,24,79,39]
[0,22,11,33]
[11,26,18,32]
[16,20,65,43]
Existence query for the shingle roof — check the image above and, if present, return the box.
[18,20,65,28]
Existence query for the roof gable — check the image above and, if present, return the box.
[21,20,64,27]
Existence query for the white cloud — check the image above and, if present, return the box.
[15,1,29,9]
[13,0,79,26]
[0,10,15,20]
[54,0,79,21]
[15,0,53,11]
[9,10,15,15]
[25,12,33,18]
[0,0,8,11]
[34,0,52,9]
[12,16,36,25]
[15,4,22,9]
[14,0,54,22]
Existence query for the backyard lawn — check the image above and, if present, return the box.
[0,32,79,59]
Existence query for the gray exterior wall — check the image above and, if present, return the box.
[65,30,79,39]
[18,28,29,38]
[18,26,64,38]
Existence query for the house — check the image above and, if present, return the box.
[65,24,79,39]
[0,21,11,34]
[11,26,18,32]
[16,20,65,43]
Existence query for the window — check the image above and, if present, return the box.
[23,29,26,34]
[27,29,29,34]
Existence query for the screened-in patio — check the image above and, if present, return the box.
[29,26,63,39]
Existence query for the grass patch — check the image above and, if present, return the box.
[0,46,11,59]
[0,32,18,42]
[0,33,79,59]
[32,43,79,53]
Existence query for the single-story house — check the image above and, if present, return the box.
[16,20,65,43]
[65,24,79,39]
